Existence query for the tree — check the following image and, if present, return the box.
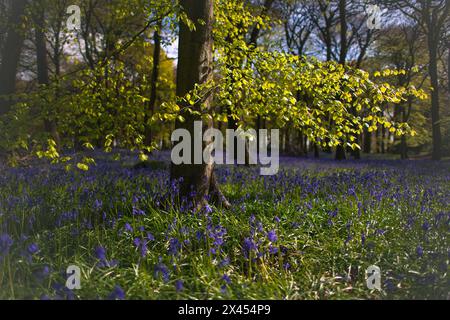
[170,0,230,209]
[373,24,428,159]
[384,0,450,160]
[33,0,60,145]
[0,0,28,116]
[144,21,163,152]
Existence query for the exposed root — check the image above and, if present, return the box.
[208,172,232,209]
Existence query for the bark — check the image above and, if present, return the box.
[144,22,162,152]
[338,0,348,65]
[314,144,320,159]
[428,35,442,160]
[448,45,450,94]
[335,145,346,160]
[249,0,275,162]
[335,0,348,161]
[170,0,230,209]
[0,0,28,116]
[34,3,60,146]
[400,135,408,160]
[363,128,371,154]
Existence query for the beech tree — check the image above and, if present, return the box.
[383,0,450,160]
[170,0,231,209]
[0,0,28,116]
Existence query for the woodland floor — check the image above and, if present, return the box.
[0,152,449,299]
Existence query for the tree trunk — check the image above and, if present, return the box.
[34,3,60,146]
[314,144,320,159]
[338,0,348,65]
[400,135,408,160]
[0,0,27,116]
[335,145,346,160]
[447,44,450,94]
[351,136,361,160]
[428,37,442,160]
[335,0,347,161]
[170,0,230,209]
[363,128,371,154]
[144,22,162,152]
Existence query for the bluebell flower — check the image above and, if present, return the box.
[0,233,13,259]
[154,262,170,283]
[219,257,230,268]
[204,204,213,214]
[168,238,181,256]
[222,274,231,284]
[34,265,50,281]
[108,285,125,300]
[175,280,184,292]
[242,237,257,258]
[93,199,103,210]
[416,245,424,257]
[147,232,155,241]
[267,230,278,242]
[124,223,133,233]
[28,243,39,255]
[133,238,148,257]
[269,245,278,254]
[94,246,106,261]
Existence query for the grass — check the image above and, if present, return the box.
[0,153,448,300]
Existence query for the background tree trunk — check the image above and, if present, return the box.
[428,35,442,160]
[335,0,348,160]
[363,128,371,154]
[170,0,230,209]
[144,21,162,152]
[0,0,27,116]
[34,3,60,146]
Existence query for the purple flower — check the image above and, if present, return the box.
[422,220,430,232]
[221,284,227,294]
[34,265,50,281]
[93,199,103,210]
[108,285,125,300]
[267,230,278,242]
[219,257,230,268]
[204,204,213,214]
[222,274,231,284]
[416,245,424,257]
[133,238,148,257]
[147,232,155,241]
[132,206,145,216]
[196,231,205,241]
[269,245,278,254]
[94,246,106,261]
[124,223,133,233]
[175,280,184,292]
[28,243,39,255]
[154,262,170,282]
[242,237,257,258]
[168,238,181,256]
[0,234,13,258]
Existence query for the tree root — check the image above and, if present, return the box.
[208,172,232,209]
